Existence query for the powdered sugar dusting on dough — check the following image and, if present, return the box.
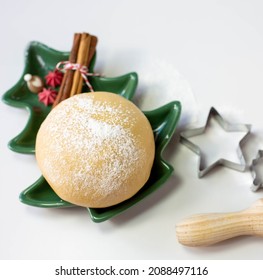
[39,93,147,204]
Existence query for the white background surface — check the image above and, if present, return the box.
[1,0,263,260]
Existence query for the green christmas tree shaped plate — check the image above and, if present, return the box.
[2,41,181,222]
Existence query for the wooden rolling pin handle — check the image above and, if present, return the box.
[176,199,263,247]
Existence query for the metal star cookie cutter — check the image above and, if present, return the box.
[250,150,263,191]
[180,107,251,178]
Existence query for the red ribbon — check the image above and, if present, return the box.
[56,61,100,92]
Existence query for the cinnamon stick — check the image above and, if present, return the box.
[53,32,97,107]
[70,34,98,96]
[78,35,97,93]
[52,33,81,107]
[87,36,98,67]
[70,33,91,96]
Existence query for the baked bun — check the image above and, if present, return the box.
[36,92,155,208]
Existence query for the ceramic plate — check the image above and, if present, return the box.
[2,41,181,222]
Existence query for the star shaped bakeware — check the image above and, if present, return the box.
[180,107,251,178]
[2,41,182,222]
[251,150,263,191]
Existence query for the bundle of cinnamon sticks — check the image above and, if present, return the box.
[53,32,97,107]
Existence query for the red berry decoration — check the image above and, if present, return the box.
[45,70,63,87]
[38,88,57,106]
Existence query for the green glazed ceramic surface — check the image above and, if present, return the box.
[19,100,181,222]
[2,41,138,154]
[2,41,182,222]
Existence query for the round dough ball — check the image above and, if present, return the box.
[36,92,155,208]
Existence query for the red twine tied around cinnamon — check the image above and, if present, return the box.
[56,61,100,92]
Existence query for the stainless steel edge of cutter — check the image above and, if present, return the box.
[250,150,263,192]
[180,107,252,178]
